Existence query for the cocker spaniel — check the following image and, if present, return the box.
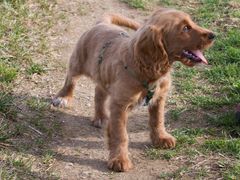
[52,8,215,172]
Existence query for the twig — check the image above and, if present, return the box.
[192,159,209,169]
[28,125,43,135]
[0,142,13,148]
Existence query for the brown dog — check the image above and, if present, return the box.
[52,8,215,172]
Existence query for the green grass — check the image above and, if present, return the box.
[0,0,56,88]
[0,0,62,178]
[224,162,240,180]
[42,150,55,164]
[0,93,14,116]
[203,139,240,158]
[159,166,188,179]
[0,120,23,142]
[26,97,49,111]
[169,108,186,121]
[0,123,13,142]
[26,64,46,75]
[121,0,153,9]
[0,63,18,83]
[0,150,59,179]
[158,0,174,6]
[208,112,240,137]
[145,148,172,160]
[196,0,240,28]
[145,128,204,160]
[153,0,240,110]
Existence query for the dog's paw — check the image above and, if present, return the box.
[152,132,176,149]
[108,155,133,172]
[51,97,71,108]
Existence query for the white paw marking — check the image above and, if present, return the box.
[52,97,69,108]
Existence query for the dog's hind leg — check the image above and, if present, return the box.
[52,51,82,108]
[92,85,109,128]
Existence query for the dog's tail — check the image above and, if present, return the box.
[97,13,141,31]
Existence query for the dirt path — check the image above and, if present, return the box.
[43,0,177,179]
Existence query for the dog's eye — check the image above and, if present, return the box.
[183,25,191,32]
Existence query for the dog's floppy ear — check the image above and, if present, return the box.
[135,25,168,62]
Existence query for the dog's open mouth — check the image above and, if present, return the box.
[182,50,208,64]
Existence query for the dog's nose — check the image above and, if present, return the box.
[208,32,215,40]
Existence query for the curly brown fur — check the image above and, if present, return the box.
[52,8,215,172]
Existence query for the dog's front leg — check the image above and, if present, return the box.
[107,99,132,172]
[148,79,176,149]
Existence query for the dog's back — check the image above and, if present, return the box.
[72,14,140,82]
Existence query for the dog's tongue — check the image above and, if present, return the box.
[192,50,208,64]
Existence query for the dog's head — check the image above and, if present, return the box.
[135,8,215,67]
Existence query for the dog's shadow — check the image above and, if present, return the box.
[6,94,154,173]
[7,94,203,173]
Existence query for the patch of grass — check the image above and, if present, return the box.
[12,157,27,168]
[42,150,55,164]
[208,112,240,137]
[172,63,212,96]
[206,29,240,65]
[0,118,25,143]
[202,30,240,107]
[0,93,14,116]
[203,139,240,158]
[0,0,60,178]
[145,147,178,160]
[146,128,204,160]
[195,0,240,29]
[205,64,239,88]
[145,148,161,160]
[184,148,201,157]
[0,63,18,83]
[197,0,229,23]
[161,150,177,160]
[169,108,186,121]
[190,94,240,109]
[170,1,240,110]
[209,112,237,127]
[0,1,31,67]
[121,0,151,9]
[30,118,48,134]
[224,162,240,180]
[0,152,33,179]
[26,64,46,75]
[29,114,61,137]
[26,97,49,111]
[159,166,188,179]
[0,0,56,84]
[0,123,13,143]
[173,63,198,79]
[0,150,59,179]
[158,0,174,6]
[173,128,204,146]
